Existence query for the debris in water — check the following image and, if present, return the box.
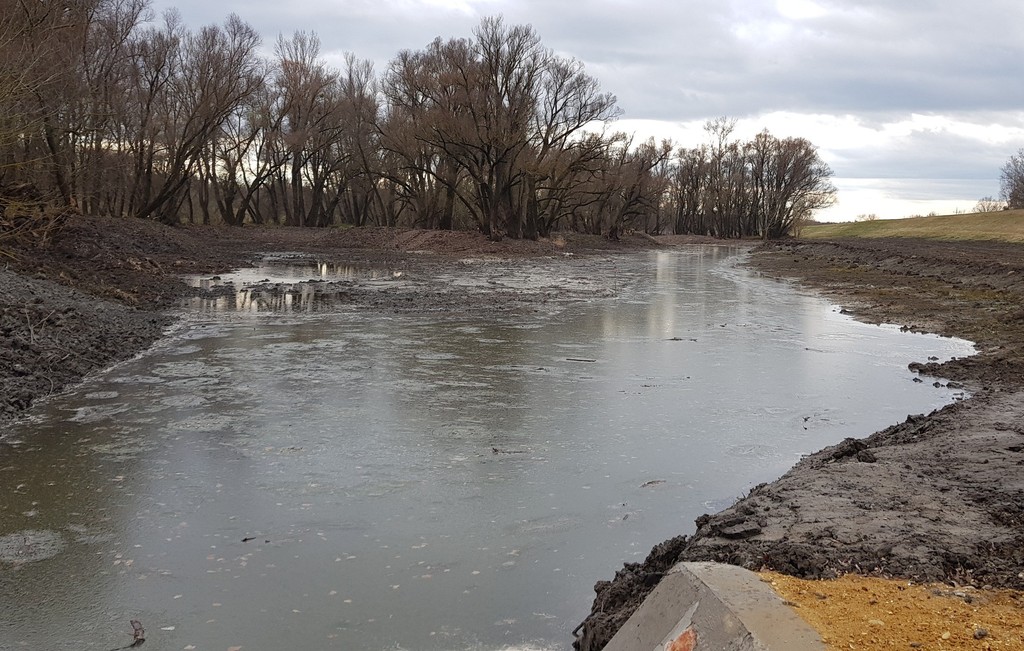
[492,447,527,455]
[131,620,145,646]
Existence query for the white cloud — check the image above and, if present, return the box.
[776,0,827,20]
[819,179,985,222]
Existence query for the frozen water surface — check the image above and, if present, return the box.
[0,248,974,650]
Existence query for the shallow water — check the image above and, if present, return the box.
[0,248,973,650]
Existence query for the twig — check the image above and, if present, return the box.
[23,309,34,344]
[107,619,145,651]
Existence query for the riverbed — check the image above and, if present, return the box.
[0,247,974,650]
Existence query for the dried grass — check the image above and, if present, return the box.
[804,210,1024,243]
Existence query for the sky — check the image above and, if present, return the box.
[150,0,1024,222]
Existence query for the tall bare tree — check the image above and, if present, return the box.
[136,14,261,224]
[747,130,835,238]
[1000,149,1024,209]
[670,120,835,238]
[2,10,835,236]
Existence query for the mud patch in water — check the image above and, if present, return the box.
[0,530,64,564]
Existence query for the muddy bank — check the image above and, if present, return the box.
[572,238,1024,651]
[0,269,171,423]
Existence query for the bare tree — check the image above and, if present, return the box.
[748,131,835,238]
[271,31,346,226]
[973,196,1005,213]
[380,16,627,239]
[127,13,263,224]
[2,10,839,238]
[670,145,714,235]
[669,122,835,238]
[379,47,466,230]
[527,55,620,237]
[999,150,1024,209]
[73,0,150,216]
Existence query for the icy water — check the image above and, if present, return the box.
[0,248,974,651]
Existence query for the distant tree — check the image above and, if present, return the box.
[973,196,1005,213]
[670,121,835,239]
[856,213,878,221]
[747,131,836,238]
[380,16,622,239]
[1000,149,1024,209]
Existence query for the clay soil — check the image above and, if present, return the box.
[762,571,1023,650]
[2,220,1023,649]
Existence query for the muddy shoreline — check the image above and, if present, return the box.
[573,238,1024,650]
[3,219,1023,651]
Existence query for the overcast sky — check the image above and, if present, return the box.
[151,0,1024,221]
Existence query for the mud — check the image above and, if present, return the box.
[573,238,1024,651]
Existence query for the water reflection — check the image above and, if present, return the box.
[184,259,408,313]
[185,284,338,313]
[185,259,400,288]
[0,249,974,651]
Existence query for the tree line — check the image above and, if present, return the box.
[0,0,836,241]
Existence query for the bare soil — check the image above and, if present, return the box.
[3,221,1023,651]
[762,571,1024,650]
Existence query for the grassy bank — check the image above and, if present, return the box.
[803,209,1024,242]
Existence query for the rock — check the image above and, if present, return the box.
[718,522,762,539]
[856,449,878,463]
[829,438,868,461]
[974,628,989,640]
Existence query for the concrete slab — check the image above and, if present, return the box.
[603,562,825,651]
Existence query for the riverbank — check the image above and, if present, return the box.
[573,237,1024,650]
[3,219,1022,651]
